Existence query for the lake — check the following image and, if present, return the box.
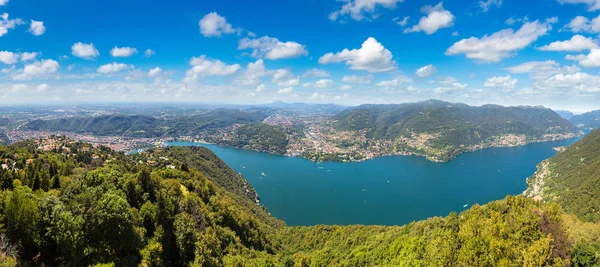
[167,138,579,226]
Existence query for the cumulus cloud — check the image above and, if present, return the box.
[12,59,59,80]
[199,12,237,37]
[233,59,272,86]
[302,68,330,78]
[564,15,600,33]
[148,67,162,77]
[272,69,300,87]
[238,36,308,60]
[479,0,502,12]
[538,35,598,52]
[484,75,518,90]
[329,0,404,22]
[434,81,468,94]
[72,42,100,60]
[28,20,45,36]
[446,19,555,63]
[566,49,600,67]
[0,0,8,6]
[557,0,600,11]
[404,2,454,35]
[20,52,38,61]
[341,74,374,84]
[0,51,18,64]
[256,84,266,92]
[319,37,395,72]
[110,47,138,57]
[415,64,437,78]
[184,55,241,82]
[144,49,156,58]
[277,87,293,94]
[536,72,600,92]
[303,79,335,89]
[505,60,581,81]
[36,83,50,92]
[97,62,130,74]
[0,13,23,37]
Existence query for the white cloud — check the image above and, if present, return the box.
[415,64,437,78]
[446,19,555,63]
[566,49,600,67]
[277,87,293,94]
[434,81,468,94]
[405,2,454,35]
[311,92,328,99]
[72,42,100,60]
[0,13,23,37]
[340,85,352,91]
[536,72,600,92]
[20,52,38,61]
[272,69,300,87]
[484,75,518,90]
[199,12,237,37]
[36,83,50,92]
[557,0,600,11]
[110,46,138,57]
[564,15,600,33]
[319,37,395,72]
[256,84,266,92]
[11,84,28,92]
[233,59,272,86]
[28,20,45,36]
[12,59,59,80]
[393,16,410,26]
[376,78,403,87]
[148,67,162,77]
[184,55,241,82]
[238,36,308,60]
[505,60,581,81]
[303,79,335,89]
[329,0,404,22]
[0,0,8,6]
[144,49,156,58]
[0,51,18,64]
[538,35,598,52]
[341,74,374,84]
[479,0,502,12]
[302,68,330,78]
[97,62,130,74]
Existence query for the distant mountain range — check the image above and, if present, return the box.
[554,110,575,120]
[570,109,600,131]
[333,100,581,161]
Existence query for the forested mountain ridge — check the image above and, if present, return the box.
[570,110,600,131]
[0,136,599,266]
[25,115,164,138]
[525,129,600,223]
[333,100,582,161]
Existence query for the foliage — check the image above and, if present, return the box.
[526,129,600,222]
[211,124,289,155]
[570,110,600,131]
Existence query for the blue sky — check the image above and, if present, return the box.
[1,0,600,112]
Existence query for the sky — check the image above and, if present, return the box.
[1,0,600,112]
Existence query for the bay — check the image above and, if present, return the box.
[167,138,579,226]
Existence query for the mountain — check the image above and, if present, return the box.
[261,101,347,113]
[25,115,163,138]
[0,132,7,145]
[570,110,600,131]
[164,108,272,136]
[525,129,600,223]
[0,136,599,266]
[555,110,575,120]
[333,100,582,161]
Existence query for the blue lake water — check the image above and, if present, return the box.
[167,138,580,226]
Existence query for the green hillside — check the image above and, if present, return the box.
[334,100,581,161]
[570,110,600,131]
[525,129,600,223]
[25,115,163,138]
[0,136,598,266]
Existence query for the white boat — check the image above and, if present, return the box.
[261,172,267,177]
[463,204,469,208]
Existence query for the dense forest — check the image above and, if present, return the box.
[334,100,580,142]
[570,110,600,131]
[0,135,598,266]
[525,129,600,223]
